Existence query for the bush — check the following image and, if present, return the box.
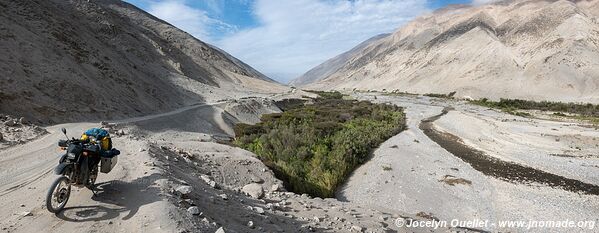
[235,92,406,197]
[470,98,599,117]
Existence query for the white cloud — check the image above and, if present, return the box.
[147,0,235,43]
[471,0,500,5]
[216,0,429,83]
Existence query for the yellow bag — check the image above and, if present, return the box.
[80,134,112,151]
[100,136,111,151]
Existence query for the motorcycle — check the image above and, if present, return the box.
[45,128,119,213]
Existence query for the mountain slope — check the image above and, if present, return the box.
[0,0,285,124]
[295,0,599,103]
[289,33,390,86]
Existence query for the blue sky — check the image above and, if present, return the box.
[124,0,486,83]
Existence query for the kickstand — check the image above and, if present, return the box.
[88,184,98,196]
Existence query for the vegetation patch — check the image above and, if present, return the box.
[234,92,406,197]
[423,91,456,99]
[470,98,599,123]
[471,98,599,116]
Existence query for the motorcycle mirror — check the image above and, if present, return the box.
[61,128,69,139]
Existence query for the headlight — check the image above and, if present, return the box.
[67,152,76,159]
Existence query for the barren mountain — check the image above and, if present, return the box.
[296,0,599,103]
[289,33,390,86]
[0,0,286,124]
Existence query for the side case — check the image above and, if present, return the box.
[100,156,118,173]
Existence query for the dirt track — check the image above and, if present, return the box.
[0,103,220,233]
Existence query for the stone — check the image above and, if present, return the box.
[4,120,17,127]
[117,129,125,136]
[313,216,322,222]
[270,184,281,192]
[250,175,264,183]
[200,175,212,183]
[266,203,274,210]
[242,183,264,199]
[351,225,363,232]
[247,221,255,228]
[219,194,228,200]
[18,117,27,124]
[175,185,193,196]
[215,227,225,233]
[187,206,200,215]
[254,207,265,214]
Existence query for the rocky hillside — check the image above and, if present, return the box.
[295,0,599,103]
[289,33,390,87]
[0,0,285,124]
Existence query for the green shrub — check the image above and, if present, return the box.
[235,92,406,197]
[424,92,455,99]
[470,98,599,117]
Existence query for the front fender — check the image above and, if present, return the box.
[54,163,71,175]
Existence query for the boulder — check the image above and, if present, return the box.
[270,184,281,192]
[219,194,228,200]
[4,119,17,127]
[175,185,193,196]
[242,183,264,199]
[351,225,364,232]
[215,227,225,233]
[254,207,265,214]
[250,175,264,184]
[187,206,200,215]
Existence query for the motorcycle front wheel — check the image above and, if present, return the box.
[46,176,71,213]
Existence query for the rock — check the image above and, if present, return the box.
[242,183,264,199]
[175,185,193,196]
[21,211,33,217]
[250,175,264,183]
[18,117,27,125]
[116,129,125,136]
[139,148,146,152]
[215,227,225,233]
[266,203,275,210]
[351,225,363,232]
[270,184,281,192]
[247,220,255,228]
[209,181,218,189]
[219,194,228,200]
[4,119,17,127]
[0,132,3,141]
[313,216,322,222]
[254,207,265,214]
[200,175,212,183]
[187,206,200,215]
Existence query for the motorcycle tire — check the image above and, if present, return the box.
[46,176,71,213]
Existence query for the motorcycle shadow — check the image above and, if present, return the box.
[55,173,162,222]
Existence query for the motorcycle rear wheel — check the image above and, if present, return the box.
[46,176,71,213]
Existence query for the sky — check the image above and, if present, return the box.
[124,0,489,83]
